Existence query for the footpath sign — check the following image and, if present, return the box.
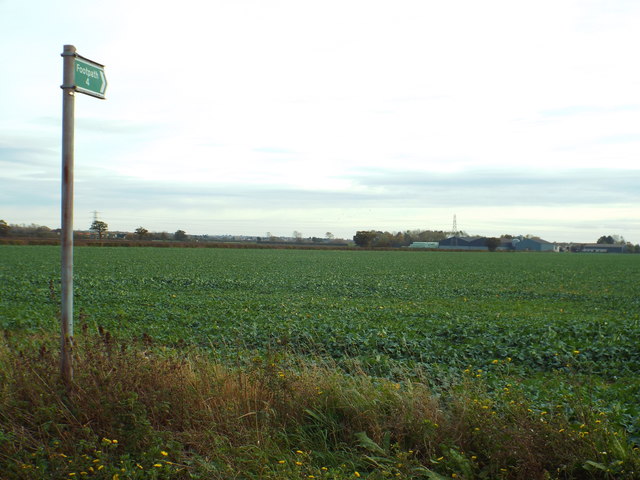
[60,45,107,384]
[74,56,107,99]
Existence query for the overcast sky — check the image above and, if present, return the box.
[2,0,639,243]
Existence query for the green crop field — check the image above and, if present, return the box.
[1,245,640,478]
[2,246,639,377]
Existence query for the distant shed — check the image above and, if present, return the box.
[409,242,439,249]
[438,236,486,250]
[581,243,626,253]
[514,238,557,252]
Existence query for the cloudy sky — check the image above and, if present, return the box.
[2,0,639,243]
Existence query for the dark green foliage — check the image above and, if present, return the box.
[353,230,379,247]
[90,220,109,239]
[173,229,187,241]
[0,219,10,237]
[135,227,149,239]
[485,237,501,252]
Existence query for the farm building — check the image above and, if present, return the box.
[513,237,558,252]
[580,243,626,253]
[438,236,558,252]
[438,236,493,251]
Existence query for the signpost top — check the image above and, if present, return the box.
[62,45,107,99]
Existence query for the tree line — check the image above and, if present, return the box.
[0,219,189,242]
[89,221,188,241]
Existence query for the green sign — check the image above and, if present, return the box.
[74,56,107,99]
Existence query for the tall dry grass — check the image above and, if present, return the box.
[0,329,637,479]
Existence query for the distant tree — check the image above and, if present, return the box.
[35,226,52,238]
[293,230,303,242]
[486,237,501,252]
[612,235,626,244]
[419,230,449,242]
[591,234,624,245]
[371,232,389,247]
[0,219,10,237]
[135,226,149,239]
[597,235,615,244]
[392,232,405,247]
[353,230,378,248]
[90,220,108,240]
[325,232,335,240]
[174,229,188,241]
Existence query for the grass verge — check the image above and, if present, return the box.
[0,329,638,479]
